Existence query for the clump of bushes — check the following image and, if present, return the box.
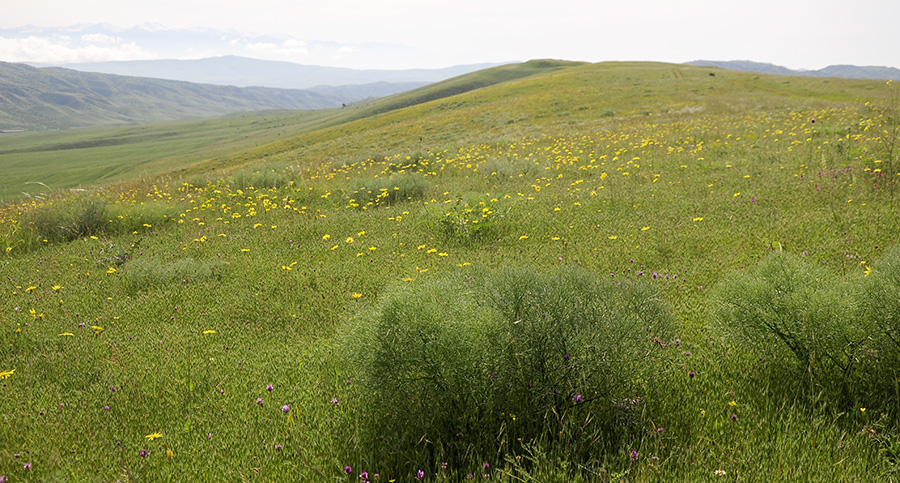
[21,195,107,242]
[342,266,674,471]
[855,246,900,416]
[710,247,900,419]
[709,252,860,386]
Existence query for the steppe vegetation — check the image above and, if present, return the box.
[1,61,899,481]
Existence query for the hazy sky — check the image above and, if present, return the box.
[2,0,899,70]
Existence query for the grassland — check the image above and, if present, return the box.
[1,62,899,481]
[0,60,575,202]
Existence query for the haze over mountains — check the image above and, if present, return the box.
[56,56,508,90]
[688,60,900,80]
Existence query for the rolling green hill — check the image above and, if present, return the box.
[0,60,586,201]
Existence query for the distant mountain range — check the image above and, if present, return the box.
[686,60,900,80]
[54,56,509,90]
[0,61,427,130]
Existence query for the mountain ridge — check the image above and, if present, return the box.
[686,60,900,80]
[0,62,426,130]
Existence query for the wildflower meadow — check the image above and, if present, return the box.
[1,62,900,481]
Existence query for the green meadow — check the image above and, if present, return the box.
[2,61,900,481]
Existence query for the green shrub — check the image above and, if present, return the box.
[855,246,900,417]
[21,195,107,242]
[859,246,900,355]
[709,252,863,394]
[342,266,674,471]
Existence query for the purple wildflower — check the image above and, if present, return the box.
[330,397,339,406]
[689,371,696,379]
[110,385,117,392]
[282,404,290,413]
[415,469,425,480]
[572,394,583,403]
[257,397,264,406]
[140,449,148,458]
[360,471,368,480]
[266,384,273,391]
[630,450,639,462]
[24,462,32,470]
[104,405,110,411]
[345,465,353,475]
[731,413,738,422]
[275,444,282,451]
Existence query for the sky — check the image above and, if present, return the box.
[1,0,899,70]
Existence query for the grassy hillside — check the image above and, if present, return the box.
[0,110,342,201]
[1,61,899,481]
[0,60,583,201]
